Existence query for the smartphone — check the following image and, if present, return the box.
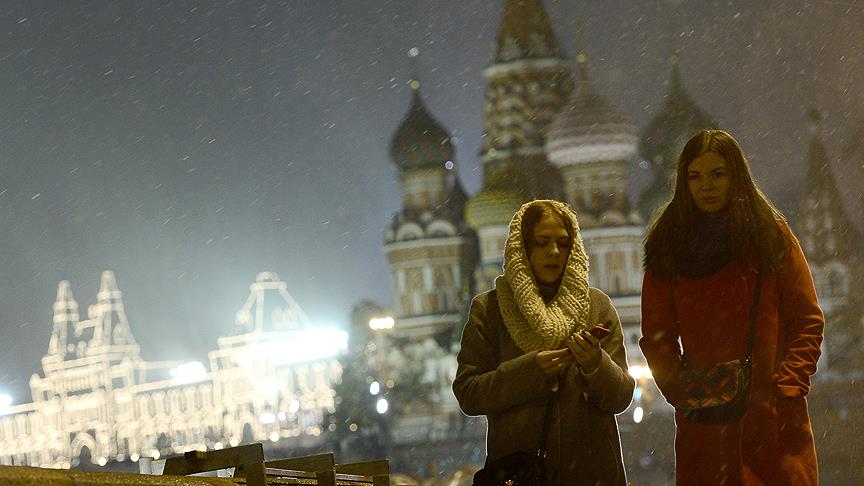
[588,325,611,339]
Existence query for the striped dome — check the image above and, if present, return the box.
[546,59,637,166]
[389,85,454,172]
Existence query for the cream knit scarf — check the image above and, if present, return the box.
[495,200,591,353]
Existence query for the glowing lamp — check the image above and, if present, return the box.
[628,365,653,380]
[376,398,389,414]
[633,406,644,424]
[369,317,395,331]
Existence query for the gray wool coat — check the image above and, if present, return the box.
[453,288,635,486]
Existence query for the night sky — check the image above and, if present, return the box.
[0,0,862,403]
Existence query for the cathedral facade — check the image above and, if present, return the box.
[379,0,862,477]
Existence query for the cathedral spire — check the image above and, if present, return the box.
[799,109,856,263]
[493,0,563,63]
[98,270,121,304]
[796,108,858,315]
[93,270,138,349]
[478,0,571,200]
[638,55,716,220]
[48,280,79,357]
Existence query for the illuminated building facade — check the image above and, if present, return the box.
[0,271,345,468]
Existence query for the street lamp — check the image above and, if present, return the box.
[633,406,644,424]
[376,398,389,414]
[368,316,394,374]
[628,365,653,380]
[368,316,395,331]
[366,315,395,457]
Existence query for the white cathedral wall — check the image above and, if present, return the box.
[476,226,507,266]
[559,160,628,210]
[582,226,644,297]
[547,140,637,167]
[386,238,466,319]
[400,170,449,209]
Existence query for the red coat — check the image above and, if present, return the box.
[640,224,823,485]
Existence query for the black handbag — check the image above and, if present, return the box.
[472,393,555,486]
[678,274,761,423]
[471,450,545,486]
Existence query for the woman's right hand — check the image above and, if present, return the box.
[565,329,602,373]
[536,348,575,376]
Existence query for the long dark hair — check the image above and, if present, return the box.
[643,129,788,279]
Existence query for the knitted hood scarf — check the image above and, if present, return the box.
[494,200,591,353]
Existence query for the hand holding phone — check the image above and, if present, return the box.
[587,324,611,340]
[567,325,605,372]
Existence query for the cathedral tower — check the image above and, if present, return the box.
[467,0,573,292]
[638,57,716,220]
[544,51,644,338]
[795,110,863,378]
[384,78,472,339]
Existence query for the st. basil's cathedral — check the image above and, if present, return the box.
[0,0,860,482]
[379,0,861,478]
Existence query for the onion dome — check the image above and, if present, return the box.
[493,0,564,63]
[638,57,716,217]
[546,53,637,165]
[389,80,454,172]
[465,172,525,230]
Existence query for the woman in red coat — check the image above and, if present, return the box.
[640,129,823,485]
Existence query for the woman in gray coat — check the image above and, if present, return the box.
[453,199,634,486]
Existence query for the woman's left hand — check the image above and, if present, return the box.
[565,330,601,373]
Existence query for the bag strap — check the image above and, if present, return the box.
[489,288,556,459]
[743,272,762,367]
[674,270,762,366]
[536,390,556,458]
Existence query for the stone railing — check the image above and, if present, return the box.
[0,444,389,486]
